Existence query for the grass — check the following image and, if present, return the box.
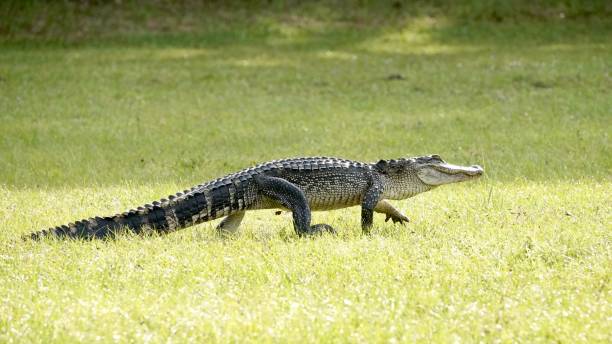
[0,1,611,342]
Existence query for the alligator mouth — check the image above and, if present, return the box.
[431,163,484,177]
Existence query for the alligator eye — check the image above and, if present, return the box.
[431,154,442,160]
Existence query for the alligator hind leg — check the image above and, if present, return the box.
[216,211,246,234]
[255,175,335,236]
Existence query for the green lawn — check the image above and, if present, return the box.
[1,1,611,342]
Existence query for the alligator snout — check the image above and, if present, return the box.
[468,165,484,176]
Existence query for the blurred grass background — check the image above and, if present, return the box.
[0,1,610,188]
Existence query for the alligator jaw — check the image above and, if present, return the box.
[417,162,484,186]
[433,163,484,176]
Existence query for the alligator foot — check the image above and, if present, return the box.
[304,223,336,236]
[384,213,410,225]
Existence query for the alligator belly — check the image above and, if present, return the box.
[308,193,363,211]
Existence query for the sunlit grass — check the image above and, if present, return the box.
[1,181,610,342]
[0,2,611,342]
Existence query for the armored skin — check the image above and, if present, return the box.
[28,155,483,239]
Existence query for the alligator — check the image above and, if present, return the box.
[28,155,483,240]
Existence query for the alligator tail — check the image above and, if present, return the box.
[28,187,214,240]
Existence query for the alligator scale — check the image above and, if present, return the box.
[29,155,483,239]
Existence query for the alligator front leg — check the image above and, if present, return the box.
[255,175,335,236]
[361,178,384,234]
[374,200,410,225]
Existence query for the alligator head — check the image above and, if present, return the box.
[376,154,484,199]
[414,154,484,186]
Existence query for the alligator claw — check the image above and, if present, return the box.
[385,213,410,225]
